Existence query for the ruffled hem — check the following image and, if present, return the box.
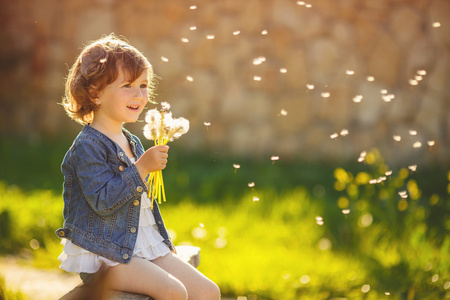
[59,192,170,274]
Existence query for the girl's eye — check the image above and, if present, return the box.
[140,84,148,88]
[122,84,131,88]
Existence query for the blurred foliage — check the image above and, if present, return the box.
[0,275,25,300]
[0,138,449,299]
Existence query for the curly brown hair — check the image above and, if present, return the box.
[62,33,158,125]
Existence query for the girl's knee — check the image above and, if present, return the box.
[199,281,221,300]
[164,281,188,300]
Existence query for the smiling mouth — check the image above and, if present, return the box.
[127,105,140,111]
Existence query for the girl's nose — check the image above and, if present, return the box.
[134,87,144,99]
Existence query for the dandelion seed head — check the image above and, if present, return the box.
[367,76,375,82]
[342,209,350,215]
[280,68,287,73]
[233,30,241,36]
[248,182,255,188]
[357,151,367,162]
[296,1,305,5]
[381,89,388,94]
[427,140,435,146]
[253,76,262,81]
[415,75,423,81]
[233,164,241,169]
[160,102,171,111]
[253,56,266,65]
[409,130,417,136]
[161,56,169,62]
[321,92,331,98]
[271,156,280,161]
[408,165,417,172]
[189,5,197,10]
[306,84,315,90]
[305,3,312,8]
[253,196,260,202]
[190,26,197,30]
[186,75,194,82]
[409,79,418,85]
[181,37,189,43]
[261,29,268,35]
[206,35,215,40]
[203,122,211,126]
[330,133,339,139]
[280,109,288,116]
[346,70,354,75]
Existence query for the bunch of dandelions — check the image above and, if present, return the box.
[143,102,189,208]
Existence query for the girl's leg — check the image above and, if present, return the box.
[104,256,188,300]
[152,252,221,300]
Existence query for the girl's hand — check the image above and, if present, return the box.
[135,145,169,181]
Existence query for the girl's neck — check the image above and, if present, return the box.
[90,120,124,141]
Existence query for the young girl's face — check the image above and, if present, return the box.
[94,66,150,127]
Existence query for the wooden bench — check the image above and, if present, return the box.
[59,246,200,300]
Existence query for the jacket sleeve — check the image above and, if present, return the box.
[72,138,146,217]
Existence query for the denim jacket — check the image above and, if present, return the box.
[56,125,174,264]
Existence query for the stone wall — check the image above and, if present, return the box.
[0,0,449,165]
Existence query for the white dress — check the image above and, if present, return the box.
[58,190,171,274]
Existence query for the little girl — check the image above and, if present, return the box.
[56,34,220,300]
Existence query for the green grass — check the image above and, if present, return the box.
[0,138,449,299]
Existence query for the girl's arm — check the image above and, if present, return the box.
[73,139,146,217]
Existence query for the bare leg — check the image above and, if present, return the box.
[152,253,221,300]
[104,256,188,300]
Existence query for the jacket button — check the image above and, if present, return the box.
[136,186,143,193]
[119,165,124,172]
[119,152,124,157]
[122,253,129,260]
[133,200,140,206]
[130,227,137,233]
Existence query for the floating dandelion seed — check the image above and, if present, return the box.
[367,76,375,82]
[280,68,287,73]
[346,70,355,75]
[206,35,215,40]
[409,79,418,85]
[280,109,288,116]
[415,75,423,81]
[321,92,331,98]
[186,76,194,82]
[330,133,339,139]
[353,95,363,103]
[253,76,262,81]
[181,37,189,43]
[408,165,417,172]
[409,130,417,136]
[233,30,241,36]
[99,58,107,63]
[253,56,266,65]
[382,94,395,102]
[340,129,349,136]
[385,292,391,295]
[203,122,211,127]
[296,1,305,5]
[399,191,408,198]
[305,3,312,7]
[253,196,260,202]
[189,5,197,9]
[413,141,422,148]
[417,70,427,76]
[233,164,241,169]
[161,56,169,62]
[199,223,205,228]
[271,156,280,162]
[381,89,388,94]
[358,151,367,162]
[306,84,315,90]
[369,179,378,184]
[190,26,197,30]
[385,170,393,176]
[427,140,435,146]
[342,209,350,215]
[248,182,255,188]
[432,22,441,28]
[393,135,402,142]
[315,216,324,225]
[261,29,268,35]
